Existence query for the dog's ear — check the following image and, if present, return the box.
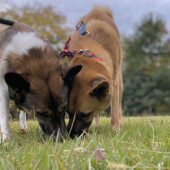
[61,65,82,84]
[4,72,30,93]
[89,78,110,101]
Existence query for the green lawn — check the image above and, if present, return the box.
[0,116,169,169]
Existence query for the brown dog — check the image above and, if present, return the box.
[66,7,123,137]
[0,19,82,141]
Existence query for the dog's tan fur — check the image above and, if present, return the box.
[67,7,123,137]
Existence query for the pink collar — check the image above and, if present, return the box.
[59,36,102,61]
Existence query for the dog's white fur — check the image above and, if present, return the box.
[19,111,27,129]
[3,32,45,59]
[0,32,46,141]
[0,79,10,140]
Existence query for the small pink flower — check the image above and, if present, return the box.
[96,148,106,161]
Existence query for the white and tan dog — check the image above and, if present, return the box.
[0,19,82,141]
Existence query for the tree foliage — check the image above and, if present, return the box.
[0,4,70,49]
[123,13,170,115]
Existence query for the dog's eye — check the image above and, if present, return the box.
[36,111,49,117]
[80,112,92,118]
[58,105,67,113]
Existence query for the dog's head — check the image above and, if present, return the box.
[67,57,112,138]
[5,47,82,141]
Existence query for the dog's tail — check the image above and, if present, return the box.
[0,18,15,26]
[93,5,113,20]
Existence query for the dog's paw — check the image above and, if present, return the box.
[111,124,121,132]
[0,134,10,143]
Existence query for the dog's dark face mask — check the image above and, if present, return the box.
[4,65,82,141]
[67,111,93,138]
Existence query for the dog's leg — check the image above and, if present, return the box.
[94,114,99,126]
[111,78,120,129]
[0,82,10,141]
[118,70,123,125]
[19,110,27,129]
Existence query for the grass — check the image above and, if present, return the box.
[0,116,169,170]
